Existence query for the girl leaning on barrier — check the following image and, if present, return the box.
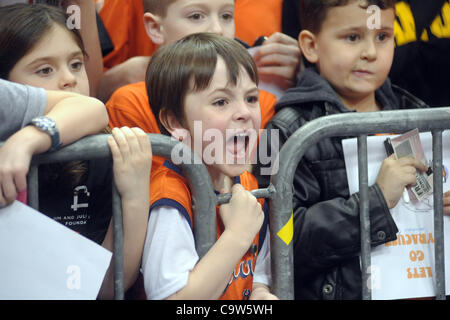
[0,3,152,299]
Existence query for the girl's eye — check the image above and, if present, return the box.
[347,34,360,42]
[36,67,53,76]
[71,61,83,71]
[213,99,228,107]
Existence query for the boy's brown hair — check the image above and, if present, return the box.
[146,32,258,136]
[142,0,177,16]
[300,0,396,34]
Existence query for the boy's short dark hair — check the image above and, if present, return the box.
[142,0,177,16]
[300,0,396,34]
[146,32,258,136]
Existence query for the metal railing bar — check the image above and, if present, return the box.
[112,183,124,300]
[358,134,371,300]
[432,130,446,300]
[216,184,276,205]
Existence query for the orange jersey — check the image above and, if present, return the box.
[106,81,277,133]
[98,0,158,70]
[150,160,269,300]
[235,0,283,45]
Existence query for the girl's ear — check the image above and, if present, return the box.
[159,109,189,141]
[298,30,319,64]
[143,12,165,45]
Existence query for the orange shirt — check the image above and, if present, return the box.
[150,160,268,300]
[235,0,283,45]
[106,81,277,134]
[98,0,158,70]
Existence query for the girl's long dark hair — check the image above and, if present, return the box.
[0,3,86,79]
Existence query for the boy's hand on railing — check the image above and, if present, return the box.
[219,177,264,247]
[376,154,428,209]
[108,127,152,203]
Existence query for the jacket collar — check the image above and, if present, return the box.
[275,67,426,114]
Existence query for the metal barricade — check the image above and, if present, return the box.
[5,107,449,301]
[269,107,450,300]
[17,133,219,300]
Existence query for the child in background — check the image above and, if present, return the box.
[0,4,152,299]
[258,0,435,299]
[142,33,277,300]
[105,0,301,135]
[97,0,300,102]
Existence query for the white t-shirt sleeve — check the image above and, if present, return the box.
[253,225,272,287]
[141,205,199,300]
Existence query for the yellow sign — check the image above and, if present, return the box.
[277,213,294,246]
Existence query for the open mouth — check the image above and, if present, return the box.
[226,131,251,163]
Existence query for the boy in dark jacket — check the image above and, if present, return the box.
[258,0,432,299]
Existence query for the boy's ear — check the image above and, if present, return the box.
[159,109,188,139]
[143,12,165,45]
[298,30,319,64]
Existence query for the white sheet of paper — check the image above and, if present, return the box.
[342,132,450,300]
[247,47,286,100]
[0,201,112,300]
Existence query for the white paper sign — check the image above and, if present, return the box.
[0,201,112,300]
[342,132,450,300]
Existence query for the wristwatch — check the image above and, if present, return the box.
[29,116,62,152]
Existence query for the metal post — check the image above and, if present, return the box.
[358,135,371,300]
[432,130,445,300]
[112,183,124,300]
[269,177,295,300]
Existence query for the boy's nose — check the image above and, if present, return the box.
[361,39,377,61]
[233,100,252,122]
[210,16,224,36]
